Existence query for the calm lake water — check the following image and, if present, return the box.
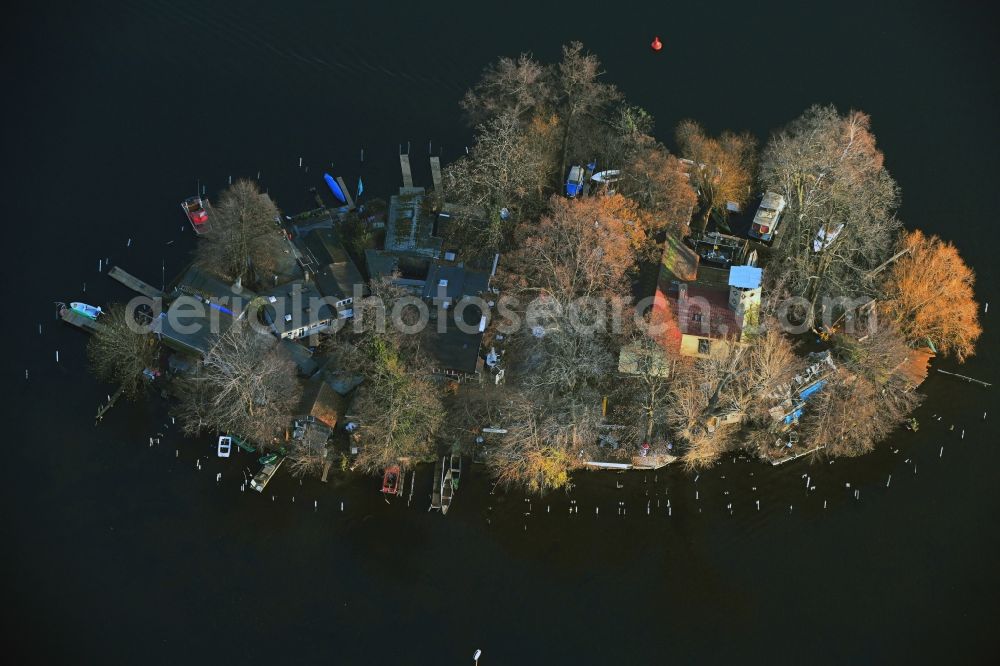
[2,1,997,663]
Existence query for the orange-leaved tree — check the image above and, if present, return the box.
[880,229,981,362]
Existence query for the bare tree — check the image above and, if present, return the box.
[553,42,622,183]
[86,303,159,400]
[195,179,287,287]
[441,110,556,249]
[174,320,300,447]
[348,337,444,473]
[486,394,596,493]
[759,106,901,325]
[461,52,552,125]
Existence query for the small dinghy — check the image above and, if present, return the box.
[217,435,232,458]
[323,173,347,204]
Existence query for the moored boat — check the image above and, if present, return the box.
[181,196,210,235]
[381,464,401,495]
[217,435,232,458]
[323,173,347,204]
[70,302,102,320]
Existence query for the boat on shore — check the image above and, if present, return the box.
[70,302,102,320]
[565,165,585,197]
[441,455,461,515]
[181,196,210,235]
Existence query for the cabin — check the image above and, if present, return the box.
[154,266,257,356]
[647,234,763,360]
[257,280,337,340]
[295,228,365,314]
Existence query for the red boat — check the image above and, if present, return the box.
[181,196,210,235]
[381,465,401,495]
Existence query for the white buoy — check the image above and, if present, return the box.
[314,500,317,511]
[55,351,59,362]
[668,507,672,517]
[298,157,302,167]
[695,491,699,500]
[127,238,132,247]
[939,446,944,458]
[961,430,965,440]
[228,175,232,184]
[98,259,102,272]
[755,500,760,511]
[823,500,827,509]
[25,370,28,380]
[340,502,344,512]
[886,475,892,488]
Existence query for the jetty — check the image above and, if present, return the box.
[399,151,414,188]
[770,444,826,466]
[58,305,103,334]
[429,156,442,190]
[108,266,163,300]
[95,384,125,424]
[429,456,443,511]
[335,176,356,210]
[936,369,991,388]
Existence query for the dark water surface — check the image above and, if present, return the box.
[2,1,997,663]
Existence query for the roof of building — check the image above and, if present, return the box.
[171,264,257,318]
[421,263,491,303]
[257,280,337,335]
[661,234,699,282]
[385,189,442,257]
[299,379,345,429]
[155,295,237,356]
[424,305,486,375]
[277,338,319,376]
[728,265,763,289]
[296,229,365,301]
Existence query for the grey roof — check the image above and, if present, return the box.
[421,263,491,303]
[298,229,366,300]
[425,303,486,375]
[155,295,237,356]
[257,281,338,335]
[385,189,442,257]
[278,338,319,376]
[171,264,257,318]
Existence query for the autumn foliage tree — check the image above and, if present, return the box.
[675,119,757,232]
[879,230,981,361]
[620,146,698,236]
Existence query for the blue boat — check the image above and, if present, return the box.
[323,173,347,204]
[565,166,585,197]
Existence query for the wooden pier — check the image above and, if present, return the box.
[429,457,443,511]
[429,156,442,190]
[335,176,356,210]
[58,305,103,334]
[95,385,125,424]
[399,152,414,188]
[770,444,826,466]
[108,266,163,300]
[936,369,992,388]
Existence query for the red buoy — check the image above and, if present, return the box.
[651,36,663,51]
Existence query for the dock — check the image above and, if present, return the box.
[399,152,414,188]
[770,444,826,466]
[95,384,125,424]
[335,176,356,210]
[429,156,442,190]
[936,369,991,388]
[58,305,103,334]
[108,266,163,300]
[429,456,443,511]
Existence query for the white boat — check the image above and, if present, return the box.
[813,223,845,252]
[70,302,102,320]
[217,435,232,458]
[590,169,621,183]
